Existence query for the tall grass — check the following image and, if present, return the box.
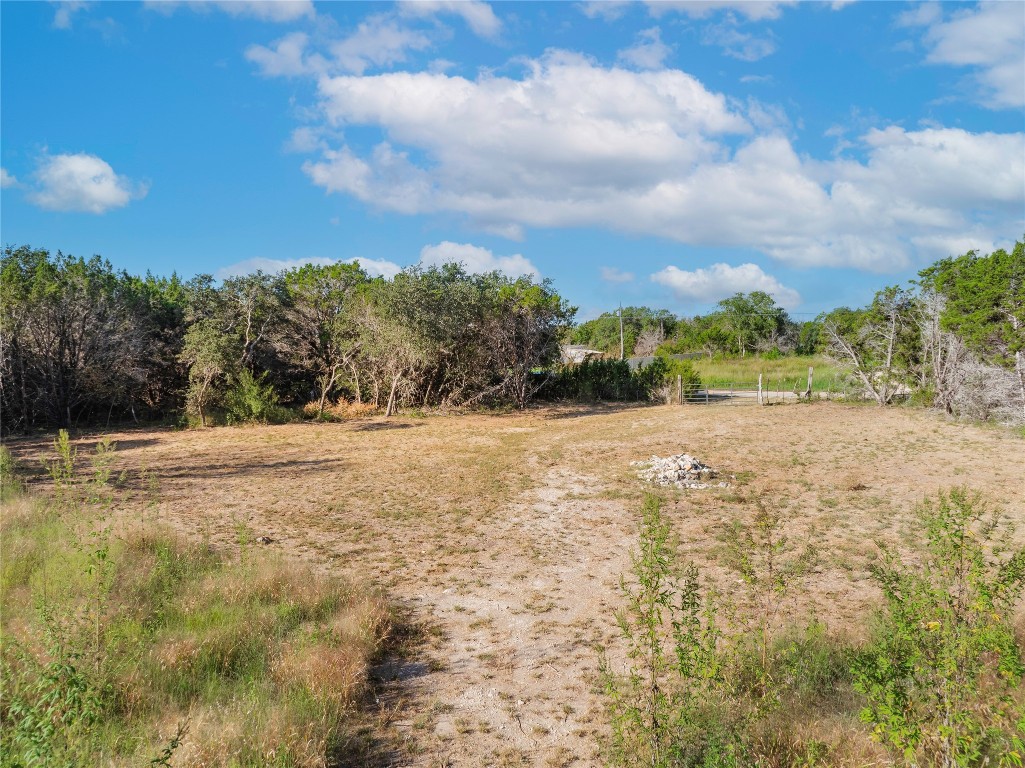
[0,441,391,766]
[690,355,842,392]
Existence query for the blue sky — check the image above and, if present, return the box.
[2,0,1022,320]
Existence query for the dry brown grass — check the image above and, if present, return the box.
[6,401,1024,766]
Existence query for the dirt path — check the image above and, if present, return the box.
[387,464,634,766]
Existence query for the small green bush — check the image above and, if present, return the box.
[853,488,1025,767]
[223,369,293,424]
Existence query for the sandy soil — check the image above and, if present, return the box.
[7,402,1024,766]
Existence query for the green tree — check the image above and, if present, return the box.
[922,242,1025,420]
[570,307,677,359]
[179,319,238,426]
[822,286,921,405]
[0,247,156,429]
[281,262,368,416]
[714,292,790,357]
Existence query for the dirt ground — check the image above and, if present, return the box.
[7,402,1025,766]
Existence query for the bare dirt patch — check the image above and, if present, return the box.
[7,402,1024,765]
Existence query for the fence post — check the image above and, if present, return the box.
[677,374,682,405]
[757,373,763,406]
[806,366,813,400]
[705,387,709,405]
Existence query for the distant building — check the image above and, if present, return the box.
[560,344,604,364]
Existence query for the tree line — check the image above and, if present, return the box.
[0,247,573,431]
[820,241,1024,421]
[1,241,1021,431]
[572,241,1023,422]
[570,292,819,359]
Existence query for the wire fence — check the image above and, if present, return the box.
[673,375,871,406]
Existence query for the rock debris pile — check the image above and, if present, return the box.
[632,454,731,490]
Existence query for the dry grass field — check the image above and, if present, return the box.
[6,401,1024,766]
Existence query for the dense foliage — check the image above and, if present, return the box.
[2,240,1021,429]
[0,247,573,430]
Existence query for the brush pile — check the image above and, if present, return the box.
[632,454,731,489]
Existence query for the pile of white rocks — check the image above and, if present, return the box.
[631,454,731,490]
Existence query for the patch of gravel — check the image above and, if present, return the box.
[631,454,732,489]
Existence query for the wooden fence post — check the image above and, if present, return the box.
[757,373,763,406]
[805,366,813,400]
[677,374,682,405]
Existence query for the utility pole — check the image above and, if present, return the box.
[619,304,625,360]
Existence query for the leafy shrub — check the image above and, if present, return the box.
[647,356,703,403]
[223,369,293,424]
[543,357,702,403]
[853,488,1025,767]
[599,495,744,767]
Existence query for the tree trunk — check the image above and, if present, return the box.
[385,374,400,417]
[349,362,362,404]
[1016,348,1025,421]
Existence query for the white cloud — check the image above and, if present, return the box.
[145,0,314,22]
[246,31,326,77]
[418,241,539,278]
[28,152,147,213]
[902,1,1024,109]
[399,0,501,38]
[618,27,672,69]
[213,0,313,22]
[345,256,403,279]
[53,1,87,29]
[284,125,327,153]
[702,17,777,61]
[329,14,432,75]
[278,49,1021,272]
[651,262,801,308]
[306,51,750,224]
[578,1,632,21]
[646,1,796,22]
[600,266,635,283]
[0,168,18,188]
[214,255,403,280]
[215,255,335,279]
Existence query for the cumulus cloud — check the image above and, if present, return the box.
[330,14,432,75]
[399,0,501,38]
[305,50,749,220]
[215,255,336,279]
[28,152,147,213]
[600,266,635,283]
[273,48,1021,272]
[345,256,402,278]
[651,262,801,308]
[246,31,325,77]
[419,241,539,278]
[901,1,1024,109]
[646,1,796,22]
[1,168,18,188]
[215,255,402,280]
[145,0,314,22]
[618,27,672,69]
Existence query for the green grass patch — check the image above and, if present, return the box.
[0,445,391,767]
[689,354,843,391]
